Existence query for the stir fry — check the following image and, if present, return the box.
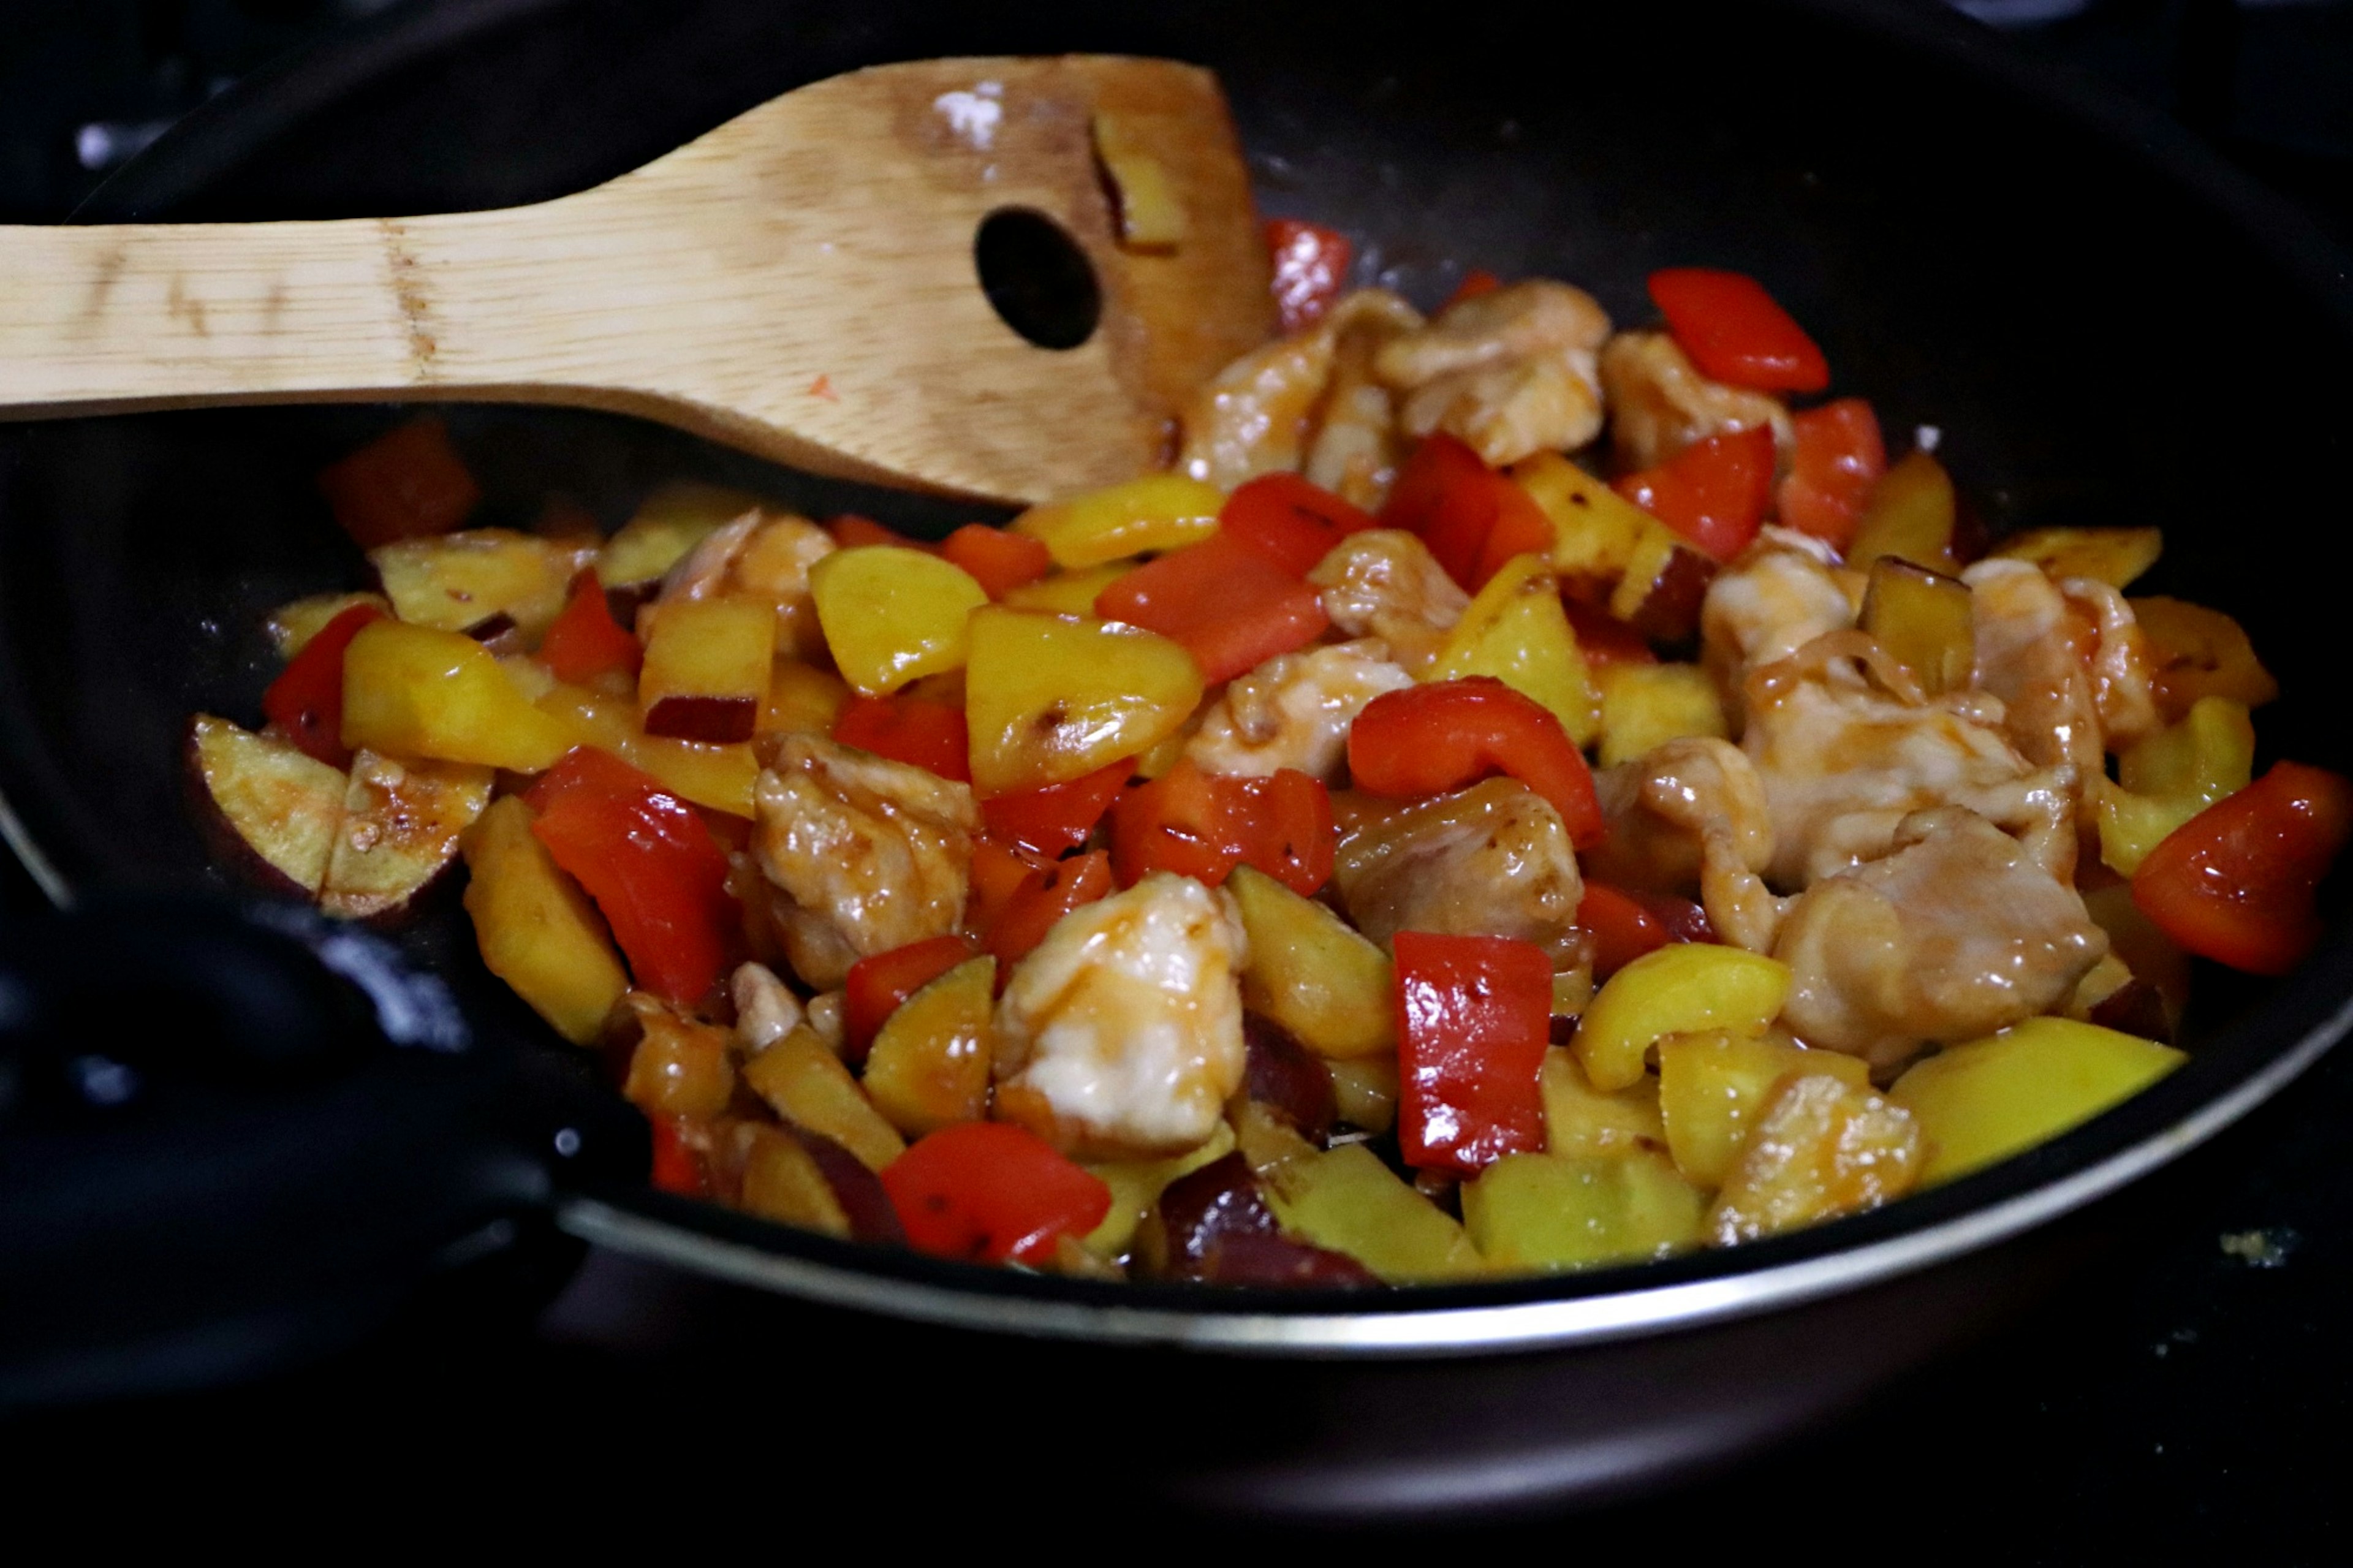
[188,233,2352,1286]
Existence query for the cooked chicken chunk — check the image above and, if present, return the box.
[1333,778,1586,967]
[730,961,803,1055]
[1185,640,1415,780]
[1740,635,2075,890]
[993,872,1249,1159]
[1598,329,1793,472]
[1963,558,2104,788]
[751,734,980,990]
[1770,808,2109,1069]
[2064,576,2162,750]
[1701,531,1856,698]
[1307,529,1469,673]
[1373,280,1613,465]
[658,507,836,656]
[1583,736,1775,900]
[1303,297,1425,508]
[1178,290,1424,499]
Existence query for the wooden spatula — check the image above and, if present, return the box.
[0,57,1276,505]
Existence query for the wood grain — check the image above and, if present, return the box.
[0,57,1276,504]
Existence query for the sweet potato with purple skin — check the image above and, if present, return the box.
[1243,1015,1337,1144]
[185,714,347,899]
[320,748,494,923]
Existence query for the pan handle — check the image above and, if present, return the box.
[0,893,642,1409]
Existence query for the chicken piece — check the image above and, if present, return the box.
[1178,290,1424,496]
[1769,807,2109,1070]
[1306,529,1469,673]
[1963,558,2104,792]
[1303,297,1423,509]
[1700,531,1856,712]
[2064,577,2162,751]
[657,506,836,656]
[993,872,1249,1159]
[1597,329,1794,472]
[751,734,980,990]
[1707,1073,1923,1244]
[1740,632,2077,892]
[730,961,803,1055]
[1184,640,1415,780]
[1583,736,1775,900]
[1372,280,1613,465]
[1333,777,1586,967]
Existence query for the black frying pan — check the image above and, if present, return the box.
[2,0,2350,1519]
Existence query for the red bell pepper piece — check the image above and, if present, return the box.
[648,1116,708,1197]
[262,601,385,768]
[980,757,1132,857]
[842,933,983,1065]
[832,694,971,782]
[881,1121,1113,1265]
[1393,931,1553,1175]
[985,850,1113,974]
[969,836,1051,930]
[830,515,936,552]
[1093,532,1328,684]
[526,747,741,1006]
[1218,473,1379,578]
[1470,488,1558,590]
[539,570,643,686]
[1561,597,1657,669]
[1108,761,1334,895]
[1381,433,1553,591]
[1776,398,1886,550]
[2132,760,2353,975]
[1347,678,1605,847]
[1265,218,1352,333]
[1648,267,1829,394]
[1442,268,1504,309]
[939,524,1052,599]
[1614,424,1776,563]
[1577,882,1716,979]
[317,415,481,549]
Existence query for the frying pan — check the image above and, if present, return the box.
[3,0,2350,1520]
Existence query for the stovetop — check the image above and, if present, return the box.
[2,0,2350,1547]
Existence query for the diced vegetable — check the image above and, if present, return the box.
[1707,1074,1920,1243]
[862,955,997,1138]
[1777,398,1885,549]
[964,607,1203,795]
[1648,267,1828,393]
[1859,556,1974,697]
[637,596,775,743]
[733,1123,852,1238]
[1574,944,1792,1093]
[1257,1138,1485,1284]
[267,591,391,659]
[2132,759,2353,975]
[1264,218,1352,333]
[939,524,1052,599]
[979,758,1131,858]
[263,600,385,767]
[1612,425,1776,563]
[460,795,629,1045]
[535,681,760,816]
[2132,596,2279,721]
[524,747,740,1005]
[1393,931,1554,1176]
[761,661,849,738]
[1991,526,2163,589]
[1218,472,1379,577]
[1094,532,1329,683]
[1425,554,1600,748]
[620,998,736,1120]
[740,1025,906,1173]
[882,1121,1114,1265]
[1577,881,1713,979]
[2096,696,2256,876]
[1012,474,1225,568]
[372,529,585,640]
[1594,663,1727,768]
[539,572,643,687]
[1847,449,1957,574]
[341,619,577,772]
[595,481,760,590]
[1656,1031,1870,1188]
[980,849,1112,972]
[320,750,493,921]
[808,545,989,695]
[1227,865,1396,1059]
[841,933,983,1064]
[830,692,970,782]
[1607,526,1717,642]
[1508,452,1654,599]
[318,415,480,548]
[1381,433,1555,590]
[1347,678,1604,847]
[1086,1124,1237,1260]
[1890,1016,2186,1185]
[1537,1048,1667,1161]
[997,562,1134,616]
[1107,761,1333,895]
[1328,1055,1400,1134]
[186,714,348,898]
[1463,1151,1704,1272]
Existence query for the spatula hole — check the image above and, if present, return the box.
[975,209,1101,350]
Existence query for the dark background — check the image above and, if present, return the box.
[1,0,2351,1548]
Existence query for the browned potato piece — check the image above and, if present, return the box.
[1860,557,1974,696]
[185,714,347,898]
[1848,450,1957,574]
[319,749,494,922]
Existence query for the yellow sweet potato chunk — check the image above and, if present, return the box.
[534,682,758,817]
[371,529,587,639]
[1990,526,2163,590]
[341,620,576,773]
[460,797,629,1045]
[596,480,762,589]
[1860,556,1973,697]
[964,607,1203,794]
[188,714,347,896]
[1327,1055,1399,1134]
[2096,695,2255,876]
[266,591,392,658]
[1082,1122,1235,1259]
[1259,1141,1486,1284]
[1707,1073,1922,1244]
[861,955,996,1138]
[1573,944,1792,1093]
[321,749,494,921]
[999,563,1135,616]
[1538,1048,1667,1161]
[740,1025,907,1175]
[1229,865,1395,1059]
[1507,451,1652,597]
[760,661,849,737]
[1889,1016,2185,1186]
[1596,662,1727,768]
[1847,449,1957,574]
[808,546,989,697]
[735,1123,853,1238]
[1463,1150,1703,1273]
[1012,474,1223,568]
[1427,553,1599,746]
[1656,1030,1870,1188]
